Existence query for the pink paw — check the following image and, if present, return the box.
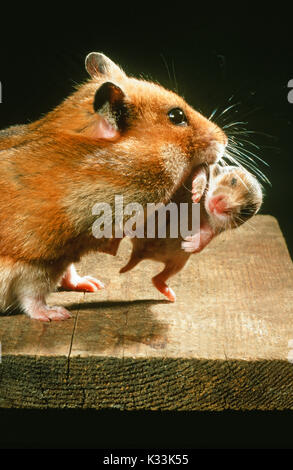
[61,275,105,293]
[61,265,105,293]
[192,192,202,203]
[181,234,201,253]
[192,174,206,203]
[30,305,72,322]
[152,278,176,302]
[162,286,176,302]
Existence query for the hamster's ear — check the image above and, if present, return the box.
[93,81,125,113]
[91,81,129,141]
[85,52,126,79]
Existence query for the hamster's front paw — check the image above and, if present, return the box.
[61,275,105,292]
[61,264,105,292]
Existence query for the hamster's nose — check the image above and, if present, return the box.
[208,195,227,214]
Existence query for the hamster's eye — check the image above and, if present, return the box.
[168,107,188,126]
[231,177,237,186]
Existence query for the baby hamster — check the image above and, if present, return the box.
[120,164,263,301]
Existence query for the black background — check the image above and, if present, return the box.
[0,7,293,449]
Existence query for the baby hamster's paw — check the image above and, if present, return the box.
[61,264,105,293]
[192,192,203,203]
[192,169,207,203]
[181,234,201,253]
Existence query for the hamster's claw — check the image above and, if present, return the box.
[81,276,105,291]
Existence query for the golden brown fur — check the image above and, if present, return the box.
[0,53,227,319]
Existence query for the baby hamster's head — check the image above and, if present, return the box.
[205,164,263,231]
[44,53,228,203]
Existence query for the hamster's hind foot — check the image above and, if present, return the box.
[33,306,72,322]
[61,264,105,293]
[21,296,72,322]
[152,276,176,302]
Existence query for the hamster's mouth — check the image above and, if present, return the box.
[210,209,231,223]
[198,141,227,165]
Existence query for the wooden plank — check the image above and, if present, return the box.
[0,215,293,410]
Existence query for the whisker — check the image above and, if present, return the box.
[226,148,265,173]
[208,97,272,193]
[228,129,275,139]
[160,54,173,90]
[209,107,219,121]
[171,58,178,94]
[231,136,260,149]
[183,183,192,194]
[216,102,242,121]
[228,141,270,167]
[234,215,258,232]
[224,147,271,186]
[223,121,248,129]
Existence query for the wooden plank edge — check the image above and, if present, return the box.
[1,355,293,411]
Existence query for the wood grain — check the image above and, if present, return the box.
[0,215,293,410]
